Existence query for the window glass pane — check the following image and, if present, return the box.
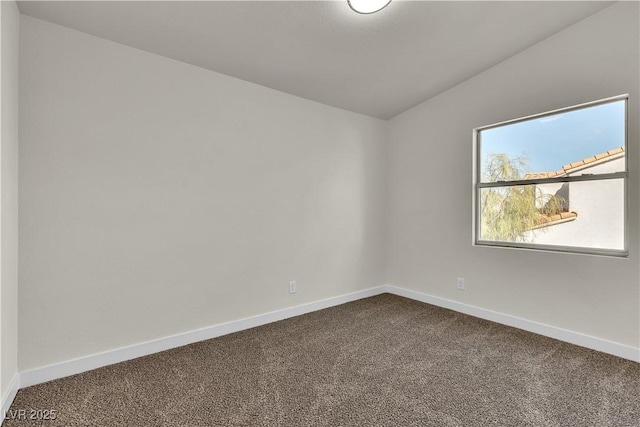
[478,179,624,251]
[479,100,625,183]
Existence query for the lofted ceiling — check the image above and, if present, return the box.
[18,1,614,120]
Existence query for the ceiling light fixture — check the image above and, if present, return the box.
[348,0,392,14]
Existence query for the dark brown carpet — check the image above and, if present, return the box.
[6,294,640,426]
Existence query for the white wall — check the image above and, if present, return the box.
[1,0,20,403]
[387,3,639,347]
[533,157,625,250]
[18,16,387,370]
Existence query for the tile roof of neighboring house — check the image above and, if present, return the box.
[531,211,578,230]
[523,147,624,180]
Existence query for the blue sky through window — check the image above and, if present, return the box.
[479,100,625,176]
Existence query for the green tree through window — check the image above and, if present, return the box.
[480,153,565,242]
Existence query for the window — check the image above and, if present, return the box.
[474,95,627,256]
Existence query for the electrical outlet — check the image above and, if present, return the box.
[456,277,465,290]
[289,280,297,294]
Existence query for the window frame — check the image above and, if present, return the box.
[473,94,629,257]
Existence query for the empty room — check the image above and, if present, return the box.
[1,0,639,425]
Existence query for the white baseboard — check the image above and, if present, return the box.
[18,283,639,390]
[386,285,640,363]
[20,286,388,388]
[1,373,20,425]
